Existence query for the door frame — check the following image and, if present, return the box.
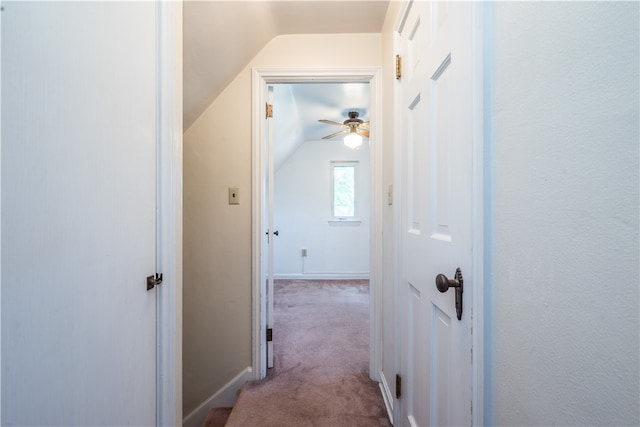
[251,67,384,380]
[156,1,183,425]
[392,1,487,424]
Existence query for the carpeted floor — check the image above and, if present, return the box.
[222,279,392,427]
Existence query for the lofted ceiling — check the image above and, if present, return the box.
[271,82,370,170]
[183,0,390,131]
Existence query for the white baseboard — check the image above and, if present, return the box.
[379,371,394,425]
[182,366,254,427]
[273,272,370,280]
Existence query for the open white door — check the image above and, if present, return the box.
[260,85,276,372]
[2,2,158,424]
[266,85,276,369]
[397,1,475,426]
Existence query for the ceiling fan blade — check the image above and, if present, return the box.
[357,129,370,138]
[322,129,348,139]
[359,121,370,128]
[319,119,346,127]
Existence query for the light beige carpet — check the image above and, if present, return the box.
[222,279,392,427]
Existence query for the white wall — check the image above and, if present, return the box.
[183,33,381,420]
[273,140,370,279]
[489,2,639,425]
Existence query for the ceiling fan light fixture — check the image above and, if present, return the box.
[344,129,363,149]
[319,111,368,149]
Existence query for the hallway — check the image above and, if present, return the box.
[205,280,390,426]
[2,1,638,425]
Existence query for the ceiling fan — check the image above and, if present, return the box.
[319,111,370,149]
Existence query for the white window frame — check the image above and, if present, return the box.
[330,160,361,223]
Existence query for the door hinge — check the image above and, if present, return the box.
[396,374,402,399]
[395,55,402,80]
[146,273,163,291]
[266,103,273,118]
[266,328,273,342]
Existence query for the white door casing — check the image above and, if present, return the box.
[156,1,184,425]
[252,68,383,380]
[396,1,480,425]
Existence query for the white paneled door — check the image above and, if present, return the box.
[397,1,475,426]
[2,2,158,425]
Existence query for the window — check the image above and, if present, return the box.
[332,161,358,219]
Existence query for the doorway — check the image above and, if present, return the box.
[268,81,372,371]
[251,68,384,381]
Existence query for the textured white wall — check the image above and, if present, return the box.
[183,33,381,417]
[273,140,370,278]
[490,2,639,425]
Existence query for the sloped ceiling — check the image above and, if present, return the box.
[272,82,370,170]
[183,0,390,131]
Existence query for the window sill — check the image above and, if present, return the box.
[328,218,362,226]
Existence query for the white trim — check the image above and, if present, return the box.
[182,367,253,427]
[395,0,413,33]
[252,67,384,382]
[251,71,266,378]
[156,1,183,425]
[472,2,492,426]
[328,219,362,225]
[379,371,395,425]
[392,17,404,427]
[253,68,376,84]
[273,273,370,281]
[368,66,384,382]
[0,4,3,421]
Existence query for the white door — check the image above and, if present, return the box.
[266,85,276,369]
[2,2,158,425]
[259,85,276,377]
[397,1,475,426]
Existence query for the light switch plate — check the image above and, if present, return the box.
[229,187,239,205]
